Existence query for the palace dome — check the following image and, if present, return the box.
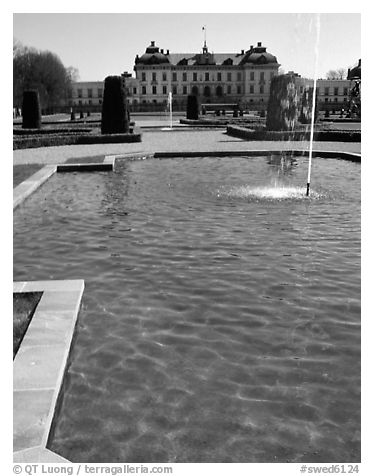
[135,41,170,65]
[240,42,278,65]
[347,59,361,80]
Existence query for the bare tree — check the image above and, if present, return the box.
[66,66,80,82]
[326,68,347,80]
[13,42,78,112]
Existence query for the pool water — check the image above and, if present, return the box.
[13,156,361,463]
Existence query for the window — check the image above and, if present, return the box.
[250,71,254,81]
[152,72,157,81]
[344,87,348,96]
[141,72,146,82]
[334,98,338,102]
[324,87,329,95]
[142,86,146,95]
[227,85,231,94]
[133,87,137,95]
[334,87,339,96]
[217,72,222,81]
[193,72,197,81]
[237,85,242,94]
[182,72,187,82]
[227,72,232,81]
[162,85,167,94]
[172,86,177,95]
[216,85,223,97]
[316,87,319,96]
[183,86,187,94]
[237,72,242,81]
[98,88,103,98]
[77,89,82,98]
[172,72,177,82]
[162,72,167,81]
[88,99,92,105]
[203,86,211,97]
[260,72,265,81]
[152,86,157,94]
[205,72,209,81]
[325,98,329,102]
[87,89,92,98]
[250,85,254,94]
[259,85,264,94]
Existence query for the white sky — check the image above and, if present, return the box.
[13,12,360,82]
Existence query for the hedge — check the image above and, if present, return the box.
[22,90,42,129]
[101,76,129,134]
[226,126,361,142]
[13,132,142,150]
[14,127,94,135]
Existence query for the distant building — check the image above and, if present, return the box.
[68,43,359,115]
[133,40,280,110]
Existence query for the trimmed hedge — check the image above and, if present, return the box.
[13,132,142,150]
[22,90,42,129]
[226,126,361,142]
[14,127,93,135]
[101,76,129,134]
[186,95,199,120]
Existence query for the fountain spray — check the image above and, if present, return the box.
[168,92,173,130]
[306,13,321,196]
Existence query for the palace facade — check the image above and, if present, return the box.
[69,41,357,113]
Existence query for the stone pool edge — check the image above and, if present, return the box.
[13,279,85,463]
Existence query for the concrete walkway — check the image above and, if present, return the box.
[13,129,361,165]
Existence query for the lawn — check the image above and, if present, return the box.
[13,292,43,358]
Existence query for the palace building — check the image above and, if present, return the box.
[69,41,357,114]
[133,40,280,109]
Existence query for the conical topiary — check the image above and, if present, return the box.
[186,94,199,120]
[101,76,129,134]
[22,90,41,129]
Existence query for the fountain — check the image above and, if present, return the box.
[161,91,173,131]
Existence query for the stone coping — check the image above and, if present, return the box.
[153,149,361,162]
[13,165,57,210]
[13,279,85,463]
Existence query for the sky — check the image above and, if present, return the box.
[13,12,361,82]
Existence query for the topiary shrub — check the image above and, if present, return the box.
[299,86,319,124]
[70,109,76,121]
[186,94,199,120]
[22,90,41,129]
[266,74,298,131]
[101,76,129,134]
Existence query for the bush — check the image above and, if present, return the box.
[226,125,360,142]
[13,132,141,150]
[101,76,129,134]
[266,75,298,131]
[22,90,42,129]
[186,95,199,120]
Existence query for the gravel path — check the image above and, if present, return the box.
[13,129,361,165]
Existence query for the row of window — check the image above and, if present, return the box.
[77,88,103,98]
[140,84,268,96]
[141,71,273,83]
